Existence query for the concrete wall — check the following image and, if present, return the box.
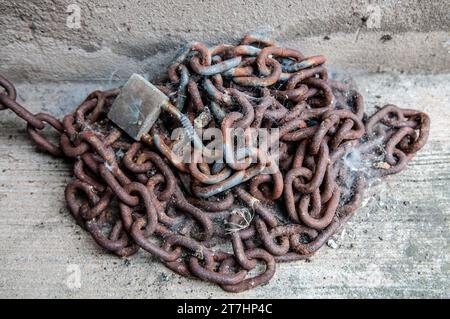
[0,0,449,81]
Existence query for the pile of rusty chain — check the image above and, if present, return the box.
[0,34,430,292]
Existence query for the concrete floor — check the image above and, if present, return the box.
[0,72,449,298]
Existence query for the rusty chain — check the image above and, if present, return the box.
[0,34,430,292]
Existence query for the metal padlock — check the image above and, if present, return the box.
[108,74,168,141]
[108,73,204,152]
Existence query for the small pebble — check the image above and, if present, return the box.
[327,239,338,249]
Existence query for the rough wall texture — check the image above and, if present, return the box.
[0,0,449,81]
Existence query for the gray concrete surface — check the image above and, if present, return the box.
[0,0,449,81]
[0,72,448,298]
[0,0,449,299]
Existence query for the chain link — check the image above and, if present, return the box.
[0,34,430,292]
